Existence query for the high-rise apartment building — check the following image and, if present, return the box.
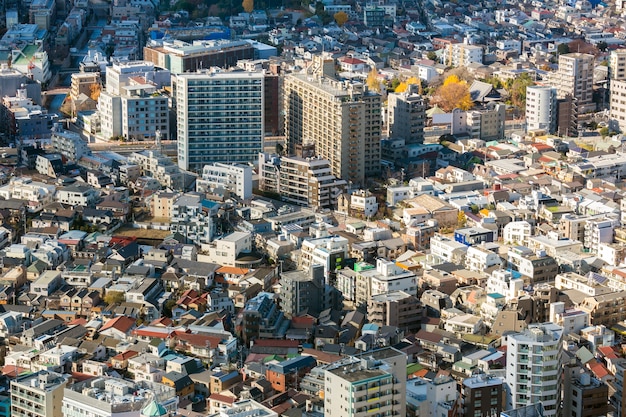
[258,153,347,210]
[550,53,595,123]
[367,290,422,333]
[504,323,563,417]
[173,70,264,172]
[324,347,407,417]
[387,84,426,144]
[526,86,557,133]
[11,371,68,417]
[283,60,382,185]
[610,49,626,132]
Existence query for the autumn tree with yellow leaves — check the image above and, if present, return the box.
[366,68,381,93]
[394,76,420,93]
[431,75,472,112]
[242,0,254,13]
[334,11,348,26]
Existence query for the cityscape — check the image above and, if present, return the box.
[0,0,626,416]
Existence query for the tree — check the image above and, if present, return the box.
[427,51,438,62]
[104,291,125,305]
[557,43,570,55]
[163,299,177,318]
[431,75,472,112]
[458,211,467,227]
[505,72,534,111]
[89,82,101,101]
[600,126,610,138]
[597,41,608,52]
[242,0,253,12]
[366,67,381,93]
[334,11,348,26]
[395,76,420,93]
[275,142,284,155]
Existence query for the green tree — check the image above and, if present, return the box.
[427,50,438,61]
[557,43,570,55]
[505,73,534,112]
[163,299,177,318]
[600,126,610,138]
[597,41,608,52]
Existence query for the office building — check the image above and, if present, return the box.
[387,84,426,144]
[174,70,264,172]
[324,347,407,417]
[258,153,347,210]
[283,58,382,185]
[11,371,68,417]
[526,86,557,133]
[461,375,505,417]
[504,323,563,417]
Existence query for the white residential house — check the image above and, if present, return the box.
[350,189,379,218]
[196,163,252,200]
[429,234,468,264]
[465,245,502,272]
[503,221,532,245]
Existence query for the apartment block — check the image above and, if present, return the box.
[451,104,506,141]
[259,153,346,210]
[387,84,426,144]
[526,85,557,133]
[51,126,90,161]
[11,371,67,417]
[196,162,253,200]
[461,375,504,417]
[367,290,422,333]
[174,70,264,172]
[283,59,382,185]
[2,87,56,141]
[563,373,608,417]
[610,49,626,131]
[444,43,483,67]
[324,347,407,417]
[551,53,595,116]
[504,323,563,417]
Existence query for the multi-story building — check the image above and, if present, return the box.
[283,58,382,185]
[279,265,326,319]
[354,258,417,310]
[259,153,346,210]
[324,347,407,417]
[300,235,349,281]
[551,53,595,118]
[104,61,170,96]
[363,6,385,27]
[51,126,90,161]
[460,375,504,417]
[99,82,169,141]
[128,150,185,189]
[504,323,563,417]
[451,104,506,141]
[2,87,56,141]
[62,377,178,417]
[579,290,626,325]
[349,189,379,218]
[387,84,426,144]
[367,290,422,333]
[563,373,608,417]
[526,86,557,133]
[196,162,252,200]
[0,177,56,212]
[584,217,619,253]
[11,371,67,417]
[29,0,55,30]
[70,72,100,102]
[143,39,256,73]
[174,70,264,172]
[444,43,483,67]
[610,49,626,131]
[206,399,277,417]
[239,292,287,345]
[507,246,558,282]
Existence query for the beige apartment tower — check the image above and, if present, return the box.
[283,58,382,185]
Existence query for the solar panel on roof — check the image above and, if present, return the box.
[587,271,608,284]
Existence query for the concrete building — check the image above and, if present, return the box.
[70,72,100,102]
[105,61,170,96]
[51,126,90,161]
[610,49,626,132]
[2,87,56,141]
[143,39,256,74]
[206,399,277,417]
[451,105,506,141]
[444,43,483,67]
[283,58,382,185]
[461,375,505,417]
[504,323,563,417]
[128,150,185,190]
[367,290,422,333]
[196,163,252,200]
[174,70,264,172]
[526,86,557,134]
[62,377,178,417]
[324,347,407,417]
[279,265,325,318]
[350,189,379,218]
[259,153,346,210]
[551,53,595,118]
[11,371,67,417]
[11,45,51,84]
[354,258,417,310]
[387,84,426,144]
[563,373,608,417]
